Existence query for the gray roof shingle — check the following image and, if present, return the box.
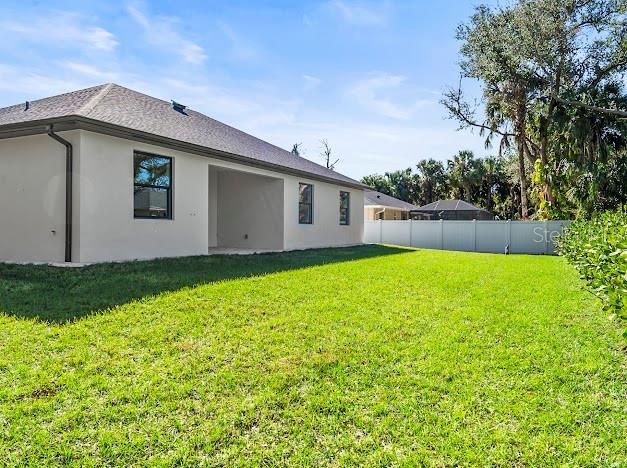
[0,83,363,187]
[416,200,488,211]
[363,191,420,210]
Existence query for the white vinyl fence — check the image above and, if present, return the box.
[364,220,571,255]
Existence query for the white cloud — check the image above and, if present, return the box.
[347,73,433,120]
[303,75,322,90]
[62,62,119,82]
[127,5,207,65]
[327,0,387,26]
[85,27,119,51]
[0,64,89,99]
[0,12,118,51]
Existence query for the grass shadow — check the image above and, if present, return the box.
[0,245,411,323]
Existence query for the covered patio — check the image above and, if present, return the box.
[208,166,285,252]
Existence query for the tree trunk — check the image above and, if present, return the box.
[539,122,556,206]
[516,146,529,219]
[486,173,493,213]
[515,97,530,220]
[538,27,566,209]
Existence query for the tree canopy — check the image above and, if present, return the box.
[442,0,627,219]
[360,151,522,220]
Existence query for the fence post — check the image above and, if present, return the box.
[506,220,512,254]
[473,219,477,252]
[544,220,549,255]
[409,218,413,247]
[439,219,444,250]
[379,219,383,244]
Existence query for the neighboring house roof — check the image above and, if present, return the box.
[364,191,420,210]
[415,199,490,212]
[0,83,364,189]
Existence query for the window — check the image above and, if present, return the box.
[299,183,313,224]
[339,191,350,225]
[134,152,172,219]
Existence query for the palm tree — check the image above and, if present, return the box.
[385,168,415,203]
[416,159,447,205]
[361,174,393,195]
[448,150,481,201]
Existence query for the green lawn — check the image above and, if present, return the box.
[0,246,624,466]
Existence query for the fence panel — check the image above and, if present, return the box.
[364,221,382,243]
[442,221,475,252]
[364,219,571,255]
[510,221,546,254]
[409,221,441,249]
[381,221,411,247]
[475,221,509,253]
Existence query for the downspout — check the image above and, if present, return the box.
[47,126,73,262]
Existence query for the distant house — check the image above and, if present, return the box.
[411,200,494,220]
[0,83,366,263]
[364,191,420,220]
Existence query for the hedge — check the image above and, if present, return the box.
[557,208,627,329]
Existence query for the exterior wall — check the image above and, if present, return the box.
[365,207,377,220]
[1,129,364,263]
[79,131,363,260]
[283,176,364,250]
[216,169,284,250]
[0,132,81,262]
[77,131,209,262]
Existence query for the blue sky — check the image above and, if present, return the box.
[0,0,491,179]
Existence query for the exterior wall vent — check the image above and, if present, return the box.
[171,101,187,114]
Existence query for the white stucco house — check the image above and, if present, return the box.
[0,84,365,263]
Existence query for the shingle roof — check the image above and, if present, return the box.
[363,191,420,210]
[0,83,363,187]
[416,199,488,211]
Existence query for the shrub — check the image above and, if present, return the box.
[557,208,627,329]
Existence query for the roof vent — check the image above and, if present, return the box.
[24,101,30,111]
[171,100,187,114]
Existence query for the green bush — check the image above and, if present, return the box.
[558,208,627,327]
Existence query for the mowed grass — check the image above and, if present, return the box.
[0,246,624,466]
